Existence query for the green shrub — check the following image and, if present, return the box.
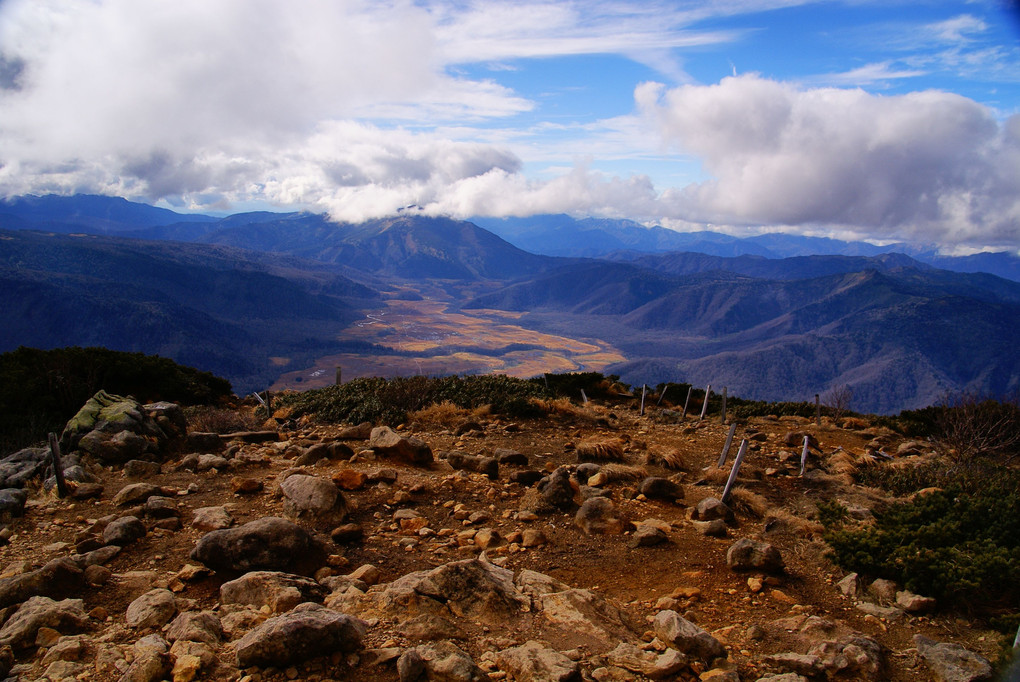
[280,373,549,426]
[816,500,850,529]
[825,487,1020,613]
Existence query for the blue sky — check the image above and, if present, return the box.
[0,0,1018,251]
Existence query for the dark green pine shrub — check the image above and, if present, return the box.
[824,485,1020,613]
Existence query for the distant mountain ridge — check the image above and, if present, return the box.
[1,194,1018,412]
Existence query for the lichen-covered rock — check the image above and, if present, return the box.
[233,602,366,668]
[61,391,180,464]
[190,516,326,575]
[914,635,993,682]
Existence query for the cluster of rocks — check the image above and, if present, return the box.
[0,394,1005,682]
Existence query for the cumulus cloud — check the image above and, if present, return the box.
[635,75,1020,246]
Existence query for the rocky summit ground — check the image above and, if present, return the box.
[0,392,1009,682]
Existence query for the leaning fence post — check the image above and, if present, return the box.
[699,384,712,420]
[718,422,738,467]
[681,386,693,419]
[48,432,68,498]
[721,438,748,504]
[815,394,821,426]
[656,385,668,406]
[580,389,588,405]
[720,387,727,424]
[799,435,811,476]
[640,385,647,416]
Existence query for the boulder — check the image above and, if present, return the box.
[575,497,624,535]
[220,571,328,613]
[102,515,147,546]
[914,635,993,682]
[125,589,177,629]
[495,640,581,682]
[691,497,733,522]
[538,467,576,511]
[190,516,327,575]
[726,538,785,573]
[165,611,223,645]
[896,590,936,614]
[233,602,365,668]
[630,523,668,548]
[280,474,349,523]
[123,460,162,479]
[0,488,28,521]
[606,642,687,680]
[61,391,179,463]
[0,448,53,489]
[369,427,434,465]
[191,505,234,531]
[113,482,163,506]
[413,640,486,681]
[121,634,172,682]
[444,451,499,479]
[0,596,88,649]
[639,477,685,501]
[653,610,727,662]
[0,557,85,609]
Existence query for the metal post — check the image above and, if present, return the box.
[581,389,588,405]
[681,386,693,419]
[656,385,668,406]
[640,385,647,416]
[699,384,712,420]
[721,439,748,504]
[718,422,737,467]
[799,435,811,476]
[720,387,727,424]
[48,433,68,498]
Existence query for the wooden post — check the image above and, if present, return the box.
[580,389,588,405]
[799,435,811,477]
[656,385,668,406]
[681,386,693,419]
[699,384,712,420]
[265,391,273,418]
[721,438,748,504]
[639,385,647,416]
[815,394,821,426]
[718,422,737,467]
[335,366,342,385]
[48,432,68,498]
[720,387,727,424]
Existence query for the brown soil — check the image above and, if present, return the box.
[0,400,1007,681]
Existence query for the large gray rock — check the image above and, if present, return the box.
[190,516,327,575]
[639,477,685,501]
[496,640,582,682]
[444,452,499,479]
[220,571,328,613]
[914,635,993,682]
[102,515,147,546]
[691,497,733,522]
[0,596,88,649]
[0,557,85,609]
[726,538,785,573]
[574,497,624,535]
[125,589,177,630]
[653,610,727,662]
[165,611,222,645]
[121,634,171,682]
[280,474,349,523]
[233,602,365,668]
[606,642,687,680]
[369,427,434,465]
[538,467,576,511]
[0,488,27,521]
[0,448,55,489]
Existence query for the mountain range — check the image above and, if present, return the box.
[1,194,1018,412]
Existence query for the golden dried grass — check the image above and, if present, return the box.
[727,488,772,518]
[600,463,648,482]
[644,449,687,470]
[576,437,626,462]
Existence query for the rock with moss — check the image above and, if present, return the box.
[60,391,183,464]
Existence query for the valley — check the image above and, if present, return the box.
[269,283,626,390]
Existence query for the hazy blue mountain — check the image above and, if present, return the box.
[0,229,378,392]
[0,194,215,232]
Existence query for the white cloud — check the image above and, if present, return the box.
[635,75,1020,246]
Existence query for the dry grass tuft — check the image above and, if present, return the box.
[644,449,687,470]
[533,397,605,424]
[600,463,647,482]
[576,437,626,462]
[701,466,730,485]
[728,488,772,518]
[764,508,825,539]
[409,401,488,427]
[185,406,262,434]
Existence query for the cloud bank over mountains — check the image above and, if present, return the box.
[0,0,1017,250]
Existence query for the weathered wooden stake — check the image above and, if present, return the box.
[799,435,811,476]
[718,422,738,467]
[656,385,668,406]
[681,386,693,419]
[48,432,68,498]
[815,394,821,426]
[1013,621,1020,650]
[335,367,342,385]
[580,389,588,405]
[720,387,728,424]
[721,438,748,504]
[639,384,647,416]
[699,384,712,420]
